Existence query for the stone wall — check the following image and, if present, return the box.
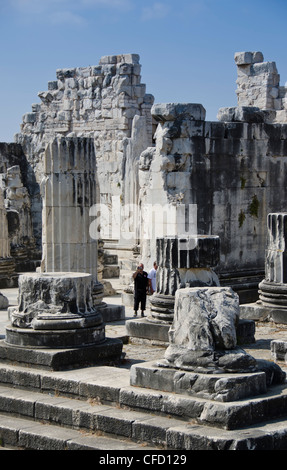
[15,54,155,254]
[234,51,287,123]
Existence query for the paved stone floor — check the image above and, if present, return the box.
[1,282,287,373]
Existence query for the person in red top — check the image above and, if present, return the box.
[132,263,149,317]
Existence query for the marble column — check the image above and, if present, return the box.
[149,235,220,324]
[41,136,104,307]
[240,213,287,324]
[0,186,16,287]
[258,213,287,313]
[262,213,287,360]
[5,165,37,270]
[2,137,123,367]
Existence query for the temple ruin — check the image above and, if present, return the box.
[0,51,285,300]
[1,51,287,450]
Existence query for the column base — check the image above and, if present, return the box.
[149,293,175,324]
[259,279,287,307]
[5,323,106,349]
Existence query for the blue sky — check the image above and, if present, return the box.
[1,0,287,142]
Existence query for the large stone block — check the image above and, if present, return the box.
[151,103,206,122]
[169,287,239,350]
[9,272,99,330]
[217,106,265,123]
[162,287,257,373]
[130,360,267,402]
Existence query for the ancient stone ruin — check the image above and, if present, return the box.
[1,51,287,449]
[131,285,285,401]
[15,53,154,270]
[126,234,222,344]
[234,51,287,121]
[1,51,287,299]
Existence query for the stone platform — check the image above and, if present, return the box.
[1,358,287,449]
[240,301,287,324]
[0,337,123,371]
[1,287,287,449]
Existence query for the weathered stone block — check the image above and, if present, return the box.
[162,287,258,373]
[234,51,264,66]
[9,272,99,327]
[151,103,206,122]
[23,113,37,124]
[130,360,267,402]
[217,106,264,123]
[271,339,287,362]
[234,51,254,65]
[251,61,278,76]
[0,293,8,309]
[234,106,265,123]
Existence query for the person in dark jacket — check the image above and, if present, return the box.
[132,263,149,317]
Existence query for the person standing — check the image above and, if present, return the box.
[133,263,148,317]
[148,261,158,294]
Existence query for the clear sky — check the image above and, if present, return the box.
[1,0,287,142]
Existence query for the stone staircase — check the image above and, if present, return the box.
[1,360,287,450]
[102,243,139,287]
[0,364,163,450]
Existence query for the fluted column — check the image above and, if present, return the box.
[149,235,220,324]
[259,213,287,309]
[0,187,16,286]
[41,136,104,306]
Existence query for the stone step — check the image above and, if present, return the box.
[1,362,287,434]
[0,413,158,451]
[0,384,186,448]
[1,390,287,450]
[1,362,287,449]
[166,417,287,450]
